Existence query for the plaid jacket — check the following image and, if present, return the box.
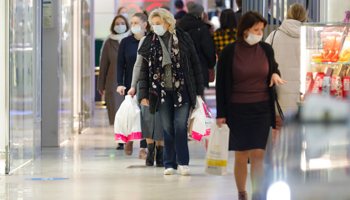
[213,29,237,56]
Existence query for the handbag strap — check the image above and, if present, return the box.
[274,86,285,121]
[270,30,278,47]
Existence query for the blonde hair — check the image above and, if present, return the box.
[149,8,176,34]
[287,3,307,22]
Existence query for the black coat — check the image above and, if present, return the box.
[216,41,281,129]
[138,27,204,114]
[178,14,216,88]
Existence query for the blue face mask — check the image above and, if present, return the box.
[121,13,128,19]
[153,25,166,36]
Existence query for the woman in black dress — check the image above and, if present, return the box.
[216,11,286,200]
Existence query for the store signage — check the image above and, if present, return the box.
[43,0,53,28]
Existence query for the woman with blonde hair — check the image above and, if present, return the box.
[138,8,203,175]
[265,3,307,144]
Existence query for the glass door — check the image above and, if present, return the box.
[80,0,93,132]
[8,0,41,172]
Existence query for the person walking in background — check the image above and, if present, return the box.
[116,11,151,158]
[265,3,307,145]
[235,0,242,22]
[201,11,215,35]
[174,0,187,23]
[178,2,216,93]
[138,8,203,175]
[117,7,128,19]
[97,15,130,150]
[216,11,286,200]
[213,9,238,56]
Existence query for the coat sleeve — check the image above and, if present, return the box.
[117,38,127,86]
[131,37,146,89]
[97,40,110,91]
[138,56,150,102]
[201,26,216,69]
[189,37,204,96]
[215,44,231,119]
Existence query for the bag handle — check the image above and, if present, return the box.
[270,30,278,47]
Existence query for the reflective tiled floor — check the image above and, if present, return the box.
[0,98,253,200]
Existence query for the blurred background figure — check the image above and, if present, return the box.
[174,0,187,23]
[235,0,242,22]
[178,1,216,95]
[213,9,238,56]
[118,7,128,19]
[97,15,130,150]
[201,11,215,35]
[265,3,307,145]
[210,7,222,31]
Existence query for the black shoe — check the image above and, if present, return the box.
[146,143,155,166]
[156,146,164,167]
[116,143,124,150]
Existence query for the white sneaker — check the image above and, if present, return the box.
[164,168,175,175]
[178,165,191,176]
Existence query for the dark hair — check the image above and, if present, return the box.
[133,10,151,33]
[219,9,237,40]
[161,6,171,11]
[175,0,184,9]
[110,15,130,34]
[117,7,126,15]
[237,11,267,41]
[235,0,242,9]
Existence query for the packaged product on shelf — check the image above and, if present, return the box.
[305,72,314,94]
[312,54,322,63]
[330,76,343,99]
[322,36,336,62]
[331,36,343,62]
[339,36,350,62]
[324,67,334,76]
[332,64,348,77]
[342,76,350,99]
[322,76,331,97]
[311,73,325,94]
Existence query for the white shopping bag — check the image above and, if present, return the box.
[205,124,229,176]
[114,95,142,143]
[189,97,214,141]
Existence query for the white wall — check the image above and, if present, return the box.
[95,0,117,39]
[327,0,350,22]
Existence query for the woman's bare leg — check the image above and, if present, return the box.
[234,151,250,192]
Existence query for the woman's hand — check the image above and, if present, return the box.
[216,118,226,128]
[128,87,136,98]
[99,90,105,95]
[117,86,126,95]
[141,98,149,106]
[269,73,287,87]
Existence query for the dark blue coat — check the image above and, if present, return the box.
[117,35,140,91]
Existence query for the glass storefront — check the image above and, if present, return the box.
[59,0,74,143]
[6,0,41,173]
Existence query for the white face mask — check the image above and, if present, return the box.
[114,25,127,34]
[244,32,263,45]
[153,25,166,36]
[131,26,143,35]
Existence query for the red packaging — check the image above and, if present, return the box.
[331,76,343,99]
[322,36,336,62]
[343,77,350,99]
[305,72,314,94]
[311,73,325,94]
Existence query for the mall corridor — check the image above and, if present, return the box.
[0,107,250,200]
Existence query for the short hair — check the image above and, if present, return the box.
[287,3,307,22]
[235,0,242,9]
[117,7,126,14]
[237,11,267,41]
[133,11,151,33]
[110,15,130,34]
[149,8,176,34]
[175,0,184,9]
